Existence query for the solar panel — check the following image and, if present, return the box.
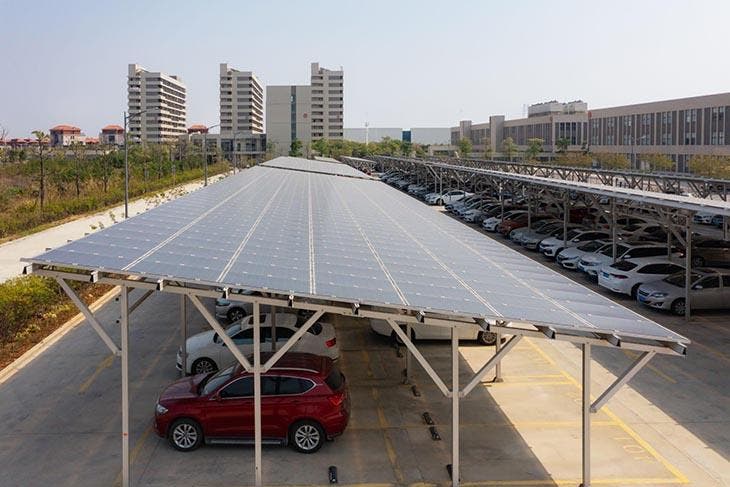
[262,157,372,179]
[26,157,688,345]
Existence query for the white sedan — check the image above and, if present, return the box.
[598,258,685,298]
[539,229,609,258]
[370,319,498,345]
[427,189,471,205]
[482,210,526,232]
[177,312,339,374]
[555,239,609,270]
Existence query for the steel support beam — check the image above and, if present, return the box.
[180,294,187,377]
[120,286,130,487]
[386,319,451,397]
[460,335,522,397]
[188,294,253,372]
[56,277,120,356]
[253,302,262,487]
[405,323,413,384]
[590,351,655,413]
[271,305,277,352]
[581,343,591,487]
[563,192,569,249]
[685,214,693,321]
[494,331,503,382]
[611,199,617,263]
[451,326,460,487]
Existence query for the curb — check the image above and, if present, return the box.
[0,286,120,385]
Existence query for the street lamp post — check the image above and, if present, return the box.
[202,123,220,186]
[123,108,157,218]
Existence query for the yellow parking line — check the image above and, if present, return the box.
[113,425,153,487]
[559,371,689,484]
[623,350,677,384]
[462,477,686,486]
[78,354,115,393]
[524,338,558,366]
[689,341,730,365]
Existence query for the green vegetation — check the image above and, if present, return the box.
[457,138,472,158]
[594,152,630,170]
[556,137,570,153]
[289,139,303,157]
[311,137,424,159]
[0,142,230,240]
[689,155,730,178]
[501,137,518,161]
[555,152,593,167]
[525,138,544,162]
[640,153,675,172]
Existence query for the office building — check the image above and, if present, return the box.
[310,62,343,140]
[219,64,264,135]
[127,64,187,143]
[265,62,343,156]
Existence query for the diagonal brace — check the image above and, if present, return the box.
[263,310,324,372]
[56,278,121,356]
[189,294,252,372]
[386,319,451,397]
[116,289,154,323]
[460,335,522,397]
[590,351,655,413]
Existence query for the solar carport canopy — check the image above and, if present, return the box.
[25,157,688,350]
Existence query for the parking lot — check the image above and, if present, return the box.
[0,281,728,486]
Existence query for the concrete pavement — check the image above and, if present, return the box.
[0,173,228,283]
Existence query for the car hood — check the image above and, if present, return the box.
[159,374,208,402]
[541,237,561,247]
[581,254,610,265]
[558,247,584,259]
[186,329,217,351]
[638,280,680,296]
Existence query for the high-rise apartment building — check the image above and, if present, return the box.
[127,64,187,143]
[310,62,343,140]
[219,64,264,135]
[265,62,343,156]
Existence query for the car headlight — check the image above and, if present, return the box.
[650,292,668,298]
[156,403,168,415]
[216,299,231,306]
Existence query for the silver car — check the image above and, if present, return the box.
[637,268,730,315]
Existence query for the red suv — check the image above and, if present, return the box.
[154,352,349,453]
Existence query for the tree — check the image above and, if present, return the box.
[457,138,472,158]
[525,138,544,162]
[32,130,48,210]
[289,139,303,157]
[502,137,517,161]
[640,153,674,172]
[400,140,412,156]
[555,152,593,167]
[483,143,493,160]
[69,142,86,197]
[595,152,629,170]
[414,144,426,158]
[556,137,570,154]
[689,155,730,178]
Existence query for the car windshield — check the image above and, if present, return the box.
[578,241,604,252]
[325,365,344,391]
[201,364,237,396]
[566,229,581,240]
[599,244,628,257]
[611,260,637,271]
[623,224,642,232]
[664,272,702,287]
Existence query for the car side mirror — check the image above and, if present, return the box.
[693,285,703,290]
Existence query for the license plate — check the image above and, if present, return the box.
[638,295,646,303]
[601,271,609,278]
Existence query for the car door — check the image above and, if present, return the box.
[205,376,254,438]
[267,376,316,439]
[692,276,722,309]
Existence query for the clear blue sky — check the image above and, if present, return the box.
[1,0,728,137]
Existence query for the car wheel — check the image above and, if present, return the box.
[169,418,203,452]
[631,284,641,299]
[691,256,705,267]
[477,331,498,346]
[227,307,246,322]
[437,198,443,205]
[290,420,325,453]
[192,357,218,375]
[671,299,686,316]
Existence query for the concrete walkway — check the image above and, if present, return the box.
[0,173,229,283]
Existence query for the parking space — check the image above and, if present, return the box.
[1,287,728,486]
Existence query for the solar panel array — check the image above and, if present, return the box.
[262,157,372,179]
[27,157,688,344]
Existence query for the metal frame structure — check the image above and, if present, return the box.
[348,155,730,201]
[347,155,730,320]
[22,158,692,487]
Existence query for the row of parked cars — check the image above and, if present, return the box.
[381,170,730,316]
[154,298,348,454]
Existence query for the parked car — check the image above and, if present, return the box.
[539,229,609,259]
[520,223,575,250]
[215,289,256,322]
[178,312,339,375]
[496,214,553,237]
[711,214,725,228]
[556,239,609,270]
[596,216,647,231]
[427,189,471,205]
[155,352,349,453]
[616,223,665,241]
[694,212,719,225]
[369,319,498,345]
[598,257,685,298]
[510,219,560,244]
[691,238,730,267]
[578,242,680,279]
[482,210,526,232]
[425,188,456,205]
[637,268,730,315]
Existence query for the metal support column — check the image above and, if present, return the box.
[527,195,532,230]
[611,199,617,263]
[180,294,187,377]
[685,214,692,322]
[120,286,130,487]
[253,301,262,486]
[563,192,569,249]
[494,331,503,382]
[581,343,591,487]
[271,305,277,351]
[404,323,412,384]
[451,326,460,486]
